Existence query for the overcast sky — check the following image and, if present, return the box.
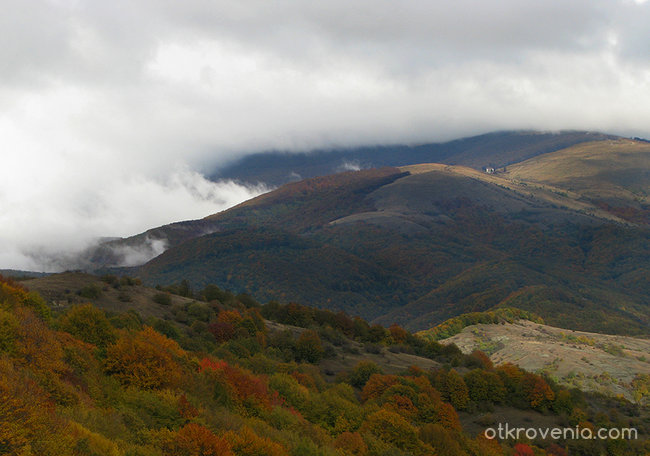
[2,0,650,270]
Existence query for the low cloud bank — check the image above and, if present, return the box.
[2,1,650,271]
[0,169,267,272]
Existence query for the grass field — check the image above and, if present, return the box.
[441,319,650,402]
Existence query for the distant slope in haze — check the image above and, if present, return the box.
[503,139,650,224]
[84,219,223,269]
[213,130,617,186]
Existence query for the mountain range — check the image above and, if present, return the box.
[212,130,618,186]
[85,131,650,336]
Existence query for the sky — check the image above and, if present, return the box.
[2,0,650,271]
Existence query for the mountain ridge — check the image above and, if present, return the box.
[126,139,649,335]
[212,130,619,186]
[79,130,626,271]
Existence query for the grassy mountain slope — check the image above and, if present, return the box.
[437,319,650,402]
[23,271,195,319]
[213,131,617,186]
[504,139,650,224]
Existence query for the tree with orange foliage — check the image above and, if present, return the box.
[411,375,441,402]
[0,275,27,308]
[208,321,236,343]
[200,357,276,412]
[0,359,74,455]
[334,431,368,456]
[104,326,186,389]
[473,433,504,456]
[209,309,244,342]
[160,423,232,456]
[388,324,408,344]
[496,362,524,390]
[361,374,399,402]
[15,307,68,376]
[407,365,425,377]
[224,426,289,456]
[383,394,418,420]
[440,402,463,431]
[290,369,319,390]
[469,349,493,370]
[522,372,555,409]
[496,362,528,405]
[178,394,199,420]
[217,309,243,326]
[513,442,535,456]
[0,275,50,319]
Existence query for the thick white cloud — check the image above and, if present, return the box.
[1,0,650,270]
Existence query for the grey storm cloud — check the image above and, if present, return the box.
[1,0,650,270]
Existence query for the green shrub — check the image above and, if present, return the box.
[0,309,19,353]
[152,293,172,306]
[296,331,324,363]
[58,304,117,348]
[348,361,382,389]
[77,284,103,299]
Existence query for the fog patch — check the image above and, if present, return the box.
[0,169,267,272]
[337,160,363,172]
[104,237,168,267]
[288,171,303,181]
[3,0,650,272]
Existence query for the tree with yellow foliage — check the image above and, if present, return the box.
[104,326,187,389]
[361,408,418,451]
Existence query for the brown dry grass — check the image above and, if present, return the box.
[504,139,650,204]
[400,158,633,224]
[442,320,650,402]
[23,272,193,318]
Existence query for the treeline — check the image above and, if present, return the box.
[0,275,648,456]
[150,282,464,366]
[417,307,544,341]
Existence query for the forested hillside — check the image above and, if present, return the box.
[2,274,648,455]
[131,145,650,335]
[78,131,621,271]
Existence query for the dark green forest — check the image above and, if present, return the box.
[131,168,649,335]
